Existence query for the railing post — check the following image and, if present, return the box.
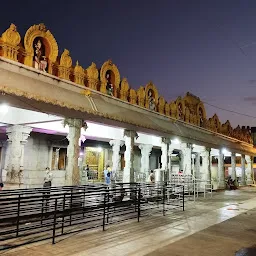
[103,193,106,231]
[70,189,73,226]
[83,187,86,217]
[162,185,165,216]
[16,195,21,237]
[106,191,110,224]
[61,194,66,234]
[52,198,58,244]
[193,179,196,202]
[41,191,44,224]
[182,185,185,211]
[137,187,141,222]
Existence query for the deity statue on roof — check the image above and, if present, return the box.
[148,89,156,111]
[106,71,114,96]
[198,107,204,127]
[178,103,183,119]
[33,38,47,72]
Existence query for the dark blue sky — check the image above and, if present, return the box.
[1,0,256,127]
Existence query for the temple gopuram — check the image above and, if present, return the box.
[0,23,255,189]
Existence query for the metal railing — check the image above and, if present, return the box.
[0,182,184,250]
[170,174,213,201]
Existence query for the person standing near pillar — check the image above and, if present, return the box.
[43,167,53,188]
[149,170,155,183]
[104,165,112,185]
[43,167,53,211]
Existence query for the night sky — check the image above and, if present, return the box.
[1,1,256,127]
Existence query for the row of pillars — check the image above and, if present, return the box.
[3,120,255,187]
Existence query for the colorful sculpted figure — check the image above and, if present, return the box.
[106,71,113,96]
[148,89,156,111]
[34,39,47,72]
[199,107,204,127]
[178,103,183,119]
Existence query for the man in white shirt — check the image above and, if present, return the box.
[44,167,53,187]
[149,170,155,183]
[43,168,53,211]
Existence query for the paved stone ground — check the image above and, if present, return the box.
[146,207,256,256]
[1,187,256,256]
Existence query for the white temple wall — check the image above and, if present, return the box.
[149,154,158,170]
[23,134,50,171]
[23,170,66,188]
[134,152,141,173]
[211,165,218,189]
[171,165,180,174]
[104,148,113,167]
[22,134,50,187]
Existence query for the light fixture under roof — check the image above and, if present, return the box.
[221,148,228,155]
[171,138,180,145]
[0,103,8,114]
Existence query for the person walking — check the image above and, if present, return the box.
[43,167,53,211]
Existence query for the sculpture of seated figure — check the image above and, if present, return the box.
[199,108,204,126]
[106,72,113,96]
[34,39,47,72]
[178,103,183,119]
[148,89,156,111]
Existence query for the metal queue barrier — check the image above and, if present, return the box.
[0,182,185,250]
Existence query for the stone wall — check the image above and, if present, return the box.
[24,133,50,171]
[23,170,66,188]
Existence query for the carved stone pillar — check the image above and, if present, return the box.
[161,138,169,170]
[123,130,138,183]
[231,152,237,182]
[245,155,253,185]
[217,151,225,189]
[180,143,192,174]
[168,146,174,175]
[191,154,195,175]
[109,139,124,174]
[5,125,32,184]
[64,118,85,186]
[201,148,211,181]
[240,154,246,186]
[194,153,200,179]
[139,144,153,176]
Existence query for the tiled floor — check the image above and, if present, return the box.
[2,188,256,256]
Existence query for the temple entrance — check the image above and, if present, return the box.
[84,147,104,182]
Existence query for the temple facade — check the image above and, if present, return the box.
[0,23,255,189]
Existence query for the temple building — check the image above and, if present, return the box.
[0,23,255,189]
